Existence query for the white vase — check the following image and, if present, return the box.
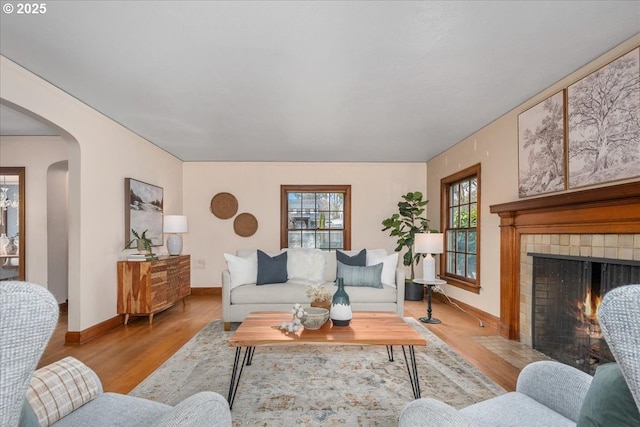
[0,233,8,256]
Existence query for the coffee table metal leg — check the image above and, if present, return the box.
[386,345,394,362]
[401,345,421,399]
[247,346,255,365]
[227,346,254,409]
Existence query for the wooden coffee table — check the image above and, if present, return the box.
[227,311,427,408]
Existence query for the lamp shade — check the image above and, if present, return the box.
[414,232,443,254]
[164,215,188,234]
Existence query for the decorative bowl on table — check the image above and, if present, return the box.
[302,308,330,330]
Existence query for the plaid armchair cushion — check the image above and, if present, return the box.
[27,357,102,426]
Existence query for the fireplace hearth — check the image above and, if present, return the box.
[531,253,640,374]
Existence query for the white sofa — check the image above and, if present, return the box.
[222,248,405,330]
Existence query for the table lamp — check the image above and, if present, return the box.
[415,232,444,281]
[164,215,188,256]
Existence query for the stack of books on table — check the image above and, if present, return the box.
[127,254,149,262]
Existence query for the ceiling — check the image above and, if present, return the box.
[0,1,638,162]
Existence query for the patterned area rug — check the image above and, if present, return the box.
[130,318,505,426]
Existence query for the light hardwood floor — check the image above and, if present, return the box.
[39,293,525,394]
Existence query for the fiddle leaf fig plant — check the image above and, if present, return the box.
[381,191,431,280]
[128,228,157,260]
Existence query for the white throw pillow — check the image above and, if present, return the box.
[287,248,326,282]
[367,251,398,287]
[365,249,387,264]
[224,252,258,289]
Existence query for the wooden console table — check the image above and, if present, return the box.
[117,255,191,324]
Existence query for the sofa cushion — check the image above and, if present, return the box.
[577,363,640,427]
[335,283,397,303]
[50,393,171,427]
[230,281,397,305]
[337,249,366,266]
[287,248,326,282]
[231,282,312,304]
[337,262,383,288]
[257,250,288,285]
[367,251,399,288]
[460,391,575,427]
[224,252,257,289]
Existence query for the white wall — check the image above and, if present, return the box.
[184,162,427,287]
[427,34,640,317]
[0,136,68,289]
[47,160,69,303]
[1,56,184,331]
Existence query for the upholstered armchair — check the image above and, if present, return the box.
[0,281,232,427]
[399,284,640,427]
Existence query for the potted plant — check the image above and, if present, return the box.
[128,229,157,260]
[381,191,432,282]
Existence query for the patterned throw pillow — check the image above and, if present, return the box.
[337,262,383,288]
[27,357,101,426]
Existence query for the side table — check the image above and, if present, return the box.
[412,279,446,324]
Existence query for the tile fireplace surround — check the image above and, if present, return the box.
[490,181,640,341]
[519,232,640,346]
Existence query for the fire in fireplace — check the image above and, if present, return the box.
[531,253,640,375]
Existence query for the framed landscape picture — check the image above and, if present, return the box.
[518,90,566,198]
[567,47,640,189]
[124,178,163,248]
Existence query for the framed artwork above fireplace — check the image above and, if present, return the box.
[517,46,640,198]
[567,47,640,189]
[517,90,565,197]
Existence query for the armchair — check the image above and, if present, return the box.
[0,281,232,427]
[399,284,640,427]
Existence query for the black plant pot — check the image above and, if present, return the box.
[404,281,424,301]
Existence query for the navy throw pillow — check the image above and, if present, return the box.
[257,250,288,285]
[336,249,366,266]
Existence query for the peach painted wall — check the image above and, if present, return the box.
[427,34,640,317]
[0,136,68,291]
[1,56,184,331]
[183,162,427,287]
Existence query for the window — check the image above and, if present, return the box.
[280,185,351,250]
[441,164,480,293]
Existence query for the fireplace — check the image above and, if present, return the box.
[490,181,640,341]
[530,253,640,374]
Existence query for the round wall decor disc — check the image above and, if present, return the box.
[234,213,258,237]
[210,192,238,219]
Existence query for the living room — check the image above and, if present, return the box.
[1,2,640,425]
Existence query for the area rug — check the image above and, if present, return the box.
[130,318,505,426]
